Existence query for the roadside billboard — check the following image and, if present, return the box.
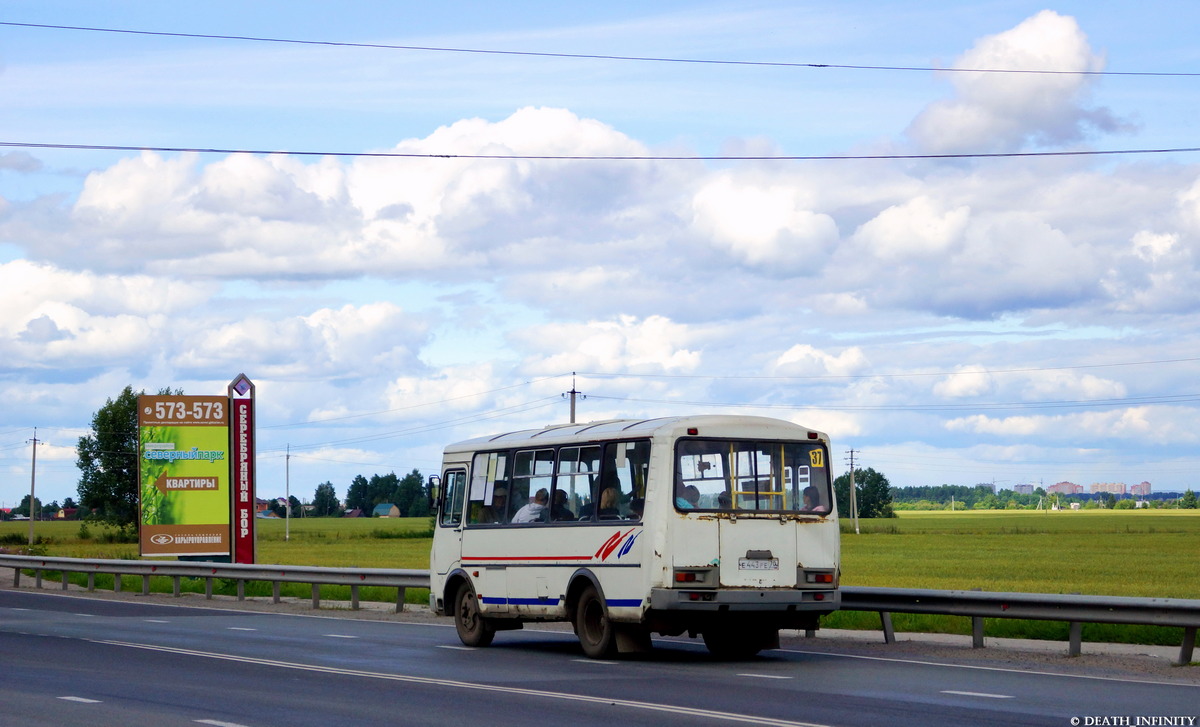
[138,395,232,557]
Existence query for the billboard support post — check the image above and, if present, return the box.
[229,374,256,564]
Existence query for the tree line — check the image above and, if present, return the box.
[889,484,1200,510]
[264,470,430,519]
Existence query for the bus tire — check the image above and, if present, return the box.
[453,581,495,647]
[575,585,617,658]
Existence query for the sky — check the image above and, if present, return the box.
[3,1,1200,509]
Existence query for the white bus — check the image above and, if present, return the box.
[428,415,840,658]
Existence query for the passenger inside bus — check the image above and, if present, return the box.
[597,487,621,519]
[476,486,508,523]
[800,485,827,513]
[512,488,550,523]
[676,484,701,509]
[550,489,576,521]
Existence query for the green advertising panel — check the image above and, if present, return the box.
[138,395,231,557]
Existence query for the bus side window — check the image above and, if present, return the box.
[554,446,600,522]
[595,440,649,520]
[511,449,554,523]
[467,452,510,525]
[439,470,467,526]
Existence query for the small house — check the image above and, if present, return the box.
[372,503,401,518]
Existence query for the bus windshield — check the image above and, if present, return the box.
[675,438,831,514]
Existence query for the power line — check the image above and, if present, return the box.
[3,140,1199,162]
[585,392,1200,413]
[2,21,1196,77]
[578,357,1200,381]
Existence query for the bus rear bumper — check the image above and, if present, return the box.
[649,587,839,611]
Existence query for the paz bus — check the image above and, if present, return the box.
[428,415,840,658]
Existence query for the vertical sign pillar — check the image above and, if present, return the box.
[229,374,257,564]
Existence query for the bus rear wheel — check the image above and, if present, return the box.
[575,585,617,658]
[454,581,495,647]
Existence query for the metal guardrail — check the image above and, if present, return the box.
[840,586,1200,666]
[3,555,1197,664]
[0,555,428,613]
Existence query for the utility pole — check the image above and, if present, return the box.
[27,428,40,545]
[846,448,860,535]
[285,444,291,542]
[563,373,585,424]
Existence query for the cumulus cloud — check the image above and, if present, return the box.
[516,315,702,375]
[906,11,1130,153]
[691,174,839,272]
[933,366,994,398]
[173,302,428,378]
[0,259,214,368]
[770,344,867,377]
[851,196,969,262]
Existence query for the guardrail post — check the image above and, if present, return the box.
[1068,621,1083,657]
[311,584,321,609]
[972,617,985,648]
[1179,627,1197,666]
[237,580,246,601]
[87,573,95,592]
[61,571,69,591]
[880,611,896,644]
[142,575,151,596]
[11,567,19,587]
[205,577,214,599]
[272,582,281,604]
[172,576,181,597]
[396,588,406,613]
[34,569,43,589]
[114,574,122,593]
[351,585,360,610]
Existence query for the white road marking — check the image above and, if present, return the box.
[144,619,170,623]
[227,627,257,631]
[195,720,252,727]
[58,696,102,703]
[94,638,833,727]
[324,634,357,639]
[778,647,1200,688]
[572,658,619,665]
[941,690,1015,699]
[436,645,475,650]
[738,673,793,680]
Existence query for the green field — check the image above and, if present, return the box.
[4,510,1197,645]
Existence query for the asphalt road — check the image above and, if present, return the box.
[1,589,1197,727]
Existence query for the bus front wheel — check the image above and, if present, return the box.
[454,581,495,647]
[575,585,617,658]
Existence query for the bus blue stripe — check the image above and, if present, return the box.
[480,596,643,607]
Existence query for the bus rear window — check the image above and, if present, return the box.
[675,439,831,514]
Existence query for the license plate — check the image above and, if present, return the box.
[738,558,779,571]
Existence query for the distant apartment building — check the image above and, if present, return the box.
[1129,481,1152,497]
[1048,481,1082,495]
[1090,482,1127,495]
[976,482,996,493]
[1013,484,1035,495]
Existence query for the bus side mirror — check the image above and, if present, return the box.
[427,475,441,504]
